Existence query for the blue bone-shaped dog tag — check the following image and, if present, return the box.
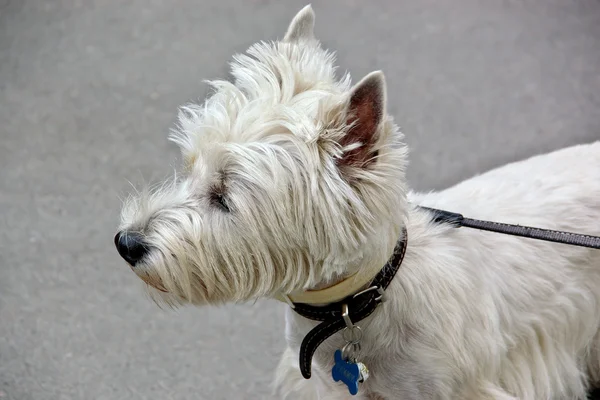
[331,349,361,395]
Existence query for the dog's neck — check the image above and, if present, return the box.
[275,206,408,306]
[281,204,432,386]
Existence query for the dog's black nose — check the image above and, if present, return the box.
[114,230,148,266]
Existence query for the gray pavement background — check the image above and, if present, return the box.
[1,1,599,399]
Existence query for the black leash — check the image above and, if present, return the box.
[423,207,600,249]
[292,206,600,380]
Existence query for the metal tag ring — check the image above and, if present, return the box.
[341,342,362,362]
[342,325,363,344]
[342,343,361,362]
[341,342,352,360]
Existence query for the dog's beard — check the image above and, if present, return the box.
[133,228,318,307]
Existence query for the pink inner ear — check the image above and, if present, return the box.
[338,82,382,168]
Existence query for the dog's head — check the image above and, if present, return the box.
[115,5,408,307]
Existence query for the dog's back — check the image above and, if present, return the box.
[405,141,600,399]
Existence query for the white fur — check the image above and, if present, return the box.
[277,141,600,400]
[117,5,600,399]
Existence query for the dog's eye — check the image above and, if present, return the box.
[210,190,230,212]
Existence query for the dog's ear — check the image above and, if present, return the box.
[283,5,315,42]
[338,71,387,168]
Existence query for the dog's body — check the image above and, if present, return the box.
[115,5,600,399]
[276,142,600,399]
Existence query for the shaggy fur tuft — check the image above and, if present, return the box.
[117,5,600,399]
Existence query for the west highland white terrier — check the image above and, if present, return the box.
[115,5,600,399]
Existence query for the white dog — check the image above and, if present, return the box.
[115,5,600,399]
